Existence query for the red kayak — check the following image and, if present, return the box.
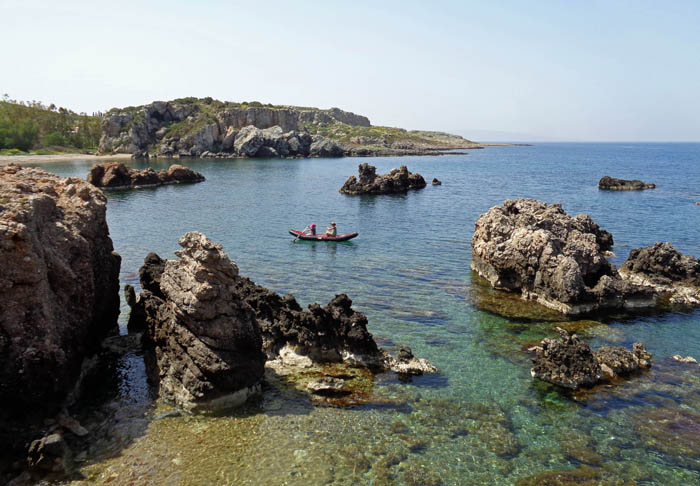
[289,229,358,242]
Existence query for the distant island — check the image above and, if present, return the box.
[97,97,482,159]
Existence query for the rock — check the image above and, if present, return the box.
[471,198,655,315]
[620,242,700,306]
[139,232,266,411]
[233,125,265,156]
[0,164,120,455]
[432,178,442,185]
[596,343,651,379]
[598,176,656,190]
[531,328,652,389]
[57,412,89,437]
[306,377,348,396]
[672,355,698,364]
[531,327,602,389]
[87,162,204,190]
[234,275,387,369]
[27,432,69,473]
[383,345,438,376]
[340,164,427,195]
[308,136,344,157]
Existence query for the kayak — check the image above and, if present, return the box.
[289,229,359,242]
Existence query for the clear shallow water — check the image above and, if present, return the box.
[35,143,700,485]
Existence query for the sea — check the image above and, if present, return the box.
[36,142,700,485]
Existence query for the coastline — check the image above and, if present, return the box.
[0,153,132,165]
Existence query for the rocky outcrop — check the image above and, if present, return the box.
[598,176,656,190]
[233,276,386,369]
[139,232,266,411]
[0,164,121,454]
[471,198,655,315]
[127,234,437,385]
[98,98,479,158]
[432,178,442,186]
[339,164,427,195]
[530,328,651,389]
[620,242,700,306]
[87,162,204,189]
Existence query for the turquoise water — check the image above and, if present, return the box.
[37,143,700,485]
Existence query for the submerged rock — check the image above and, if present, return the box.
[139,232,266,411]
[531,327,651,389]
[0,164,120,455]
[432,178,442,185]
[87,162,204,189]
[471,198,654,315]
[339,163,427,195]
[598,176,656,190]
[620,242,700,306]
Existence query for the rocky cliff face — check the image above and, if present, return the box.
[137,232,266,411]
[339,163,427,195]
[98,100,364,158]
[471,198,654,315]
[87,162,205,189]
[0,164,121,452]
[620,242,700,306]
[98,98,477,158]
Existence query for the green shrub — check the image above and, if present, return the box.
[44,131,68,146]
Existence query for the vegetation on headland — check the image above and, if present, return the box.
[0,95,102,154]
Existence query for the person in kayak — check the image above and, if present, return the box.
[325,221,337,237]
[302,223,316,235]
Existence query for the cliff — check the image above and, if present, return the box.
[0,164,121,455]
[98,97,479,158]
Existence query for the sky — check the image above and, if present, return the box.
[2,0,699,141]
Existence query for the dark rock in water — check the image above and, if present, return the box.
[87,162,204,189]
[596,343,651,379]
[384,345,437,376]
[0,164,120,457]
[531,328,602,389]
[139,252,166,298]
[139,232,266,411]
[234,275,386,369]
[340,163,427,195]
[432,178,442,185]
[27,432,69,473]
[471,198,655,315]
[531,327,652,389]
[620,242,700,306]
[598,176,656,190]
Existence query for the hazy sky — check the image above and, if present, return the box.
[2,0,699,141]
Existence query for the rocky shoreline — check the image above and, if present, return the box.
[98,98,481,159]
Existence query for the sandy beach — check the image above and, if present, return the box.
[0,153,132,165]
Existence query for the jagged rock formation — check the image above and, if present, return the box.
[233,276,386,369]
[0,164,121,455]
[620,242,700,306]
[127,234,437,386]
[339,163,427,195]
[471,198,655,315]
[98,98,478,158]
[531,328,651,389]
[432,178,442,186]
[139,232,266,411]
[598,176,656,190]
[87,162,205,189]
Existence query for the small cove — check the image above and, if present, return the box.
[35,142,700,485]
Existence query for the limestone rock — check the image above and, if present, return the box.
[383,345,438,376]
[308,136,344,157]
[598,176,656,190]
[0,164,120,457]
[306,377,347,396]
[531,328,652,389]
[140,232,266,411]
[531,328,602,389]
[620,242,700,306]
[471,198,654,315]
[87,162,204,190]
[340,164,427,195]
